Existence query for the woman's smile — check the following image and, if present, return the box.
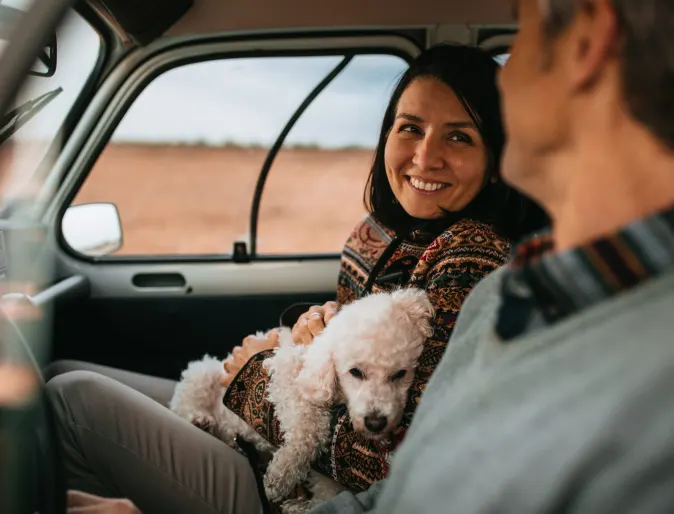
[406,176,452,194]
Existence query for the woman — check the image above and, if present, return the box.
[220,43,546,498]
[45,44,546,514]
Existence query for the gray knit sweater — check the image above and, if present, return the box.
[311,266,674,514]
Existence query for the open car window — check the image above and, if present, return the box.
[63,52,408,259]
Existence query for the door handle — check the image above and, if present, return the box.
[132,273,187,289]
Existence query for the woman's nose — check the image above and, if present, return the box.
[412,136,445,171]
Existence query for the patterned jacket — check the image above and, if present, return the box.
[224,214,511,493]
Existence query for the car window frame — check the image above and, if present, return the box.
[52,36,416,264]
[0,5,107,215]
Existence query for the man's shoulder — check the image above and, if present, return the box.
[380,271,674,514]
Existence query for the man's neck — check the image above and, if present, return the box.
[542,122,674,252]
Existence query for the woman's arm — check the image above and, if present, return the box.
[221,301,339,385]
[291,301,339,345]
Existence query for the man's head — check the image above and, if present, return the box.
[499,0,674,206]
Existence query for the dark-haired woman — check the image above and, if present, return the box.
[221,42,547,496]
[45,44,547,514]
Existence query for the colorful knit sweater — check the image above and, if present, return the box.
[224,214,511,492]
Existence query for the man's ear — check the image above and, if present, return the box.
[295,337,337,405]
[391,288,435,337]
[567,0,620,91]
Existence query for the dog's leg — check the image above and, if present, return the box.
[262,405,331,502]
[280,497,325,514]
[216,404,276,454]
[304,470,348,501]
[278,471,347,513]
[170,355,226,430]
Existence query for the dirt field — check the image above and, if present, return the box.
[72,143,375,255]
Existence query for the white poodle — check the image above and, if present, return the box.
[169,288,434,512]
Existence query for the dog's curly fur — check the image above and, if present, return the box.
[169,288,434,513]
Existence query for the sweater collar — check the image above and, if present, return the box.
[496,203,674,340]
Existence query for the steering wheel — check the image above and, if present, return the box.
[0,300,67,514]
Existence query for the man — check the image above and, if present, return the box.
[312,0,674,512]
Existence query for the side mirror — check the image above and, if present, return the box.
[62,203,123,257]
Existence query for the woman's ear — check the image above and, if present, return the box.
[295,337,337,405]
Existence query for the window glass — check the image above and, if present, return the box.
[0,6,101,203]
[68,53,408,257]
[257,54,407,254]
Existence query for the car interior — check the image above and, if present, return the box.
[2,0,520,382]
[0,0,522,511]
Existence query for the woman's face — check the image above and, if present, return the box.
[384,76,489,220]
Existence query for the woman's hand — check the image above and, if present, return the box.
[221,329,281,386]
[291,301,339,346]
[66,490,141,513]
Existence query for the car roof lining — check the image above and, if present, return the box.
[167,0,513,35]
[85,0,515,44]
[87,0,193,45]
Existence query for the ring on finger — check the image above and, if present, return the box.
[309,312,323,320]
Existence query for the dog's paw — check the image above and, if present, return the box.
[280,498,324,514]
[304,471,347,501]
[190,415,216,434]
[263,466,299,503]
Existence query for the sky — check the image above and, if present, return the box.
[4,2,508,150]
[6,2,408,149]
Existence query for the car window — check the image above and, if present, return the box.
[0,4,101,203]
[66,53,408,258]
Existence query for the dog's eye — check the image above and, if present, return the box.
[349,368,365,380]
[390,370,407,382]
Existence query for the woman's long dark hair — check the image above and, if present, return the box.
[364,43,548,242]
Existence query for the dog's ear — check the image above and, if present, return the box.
[391,288,435,337]
[295,337,336,406]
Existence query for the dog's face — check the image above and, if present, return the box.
[297,288,434,439]
[335,350,417,439]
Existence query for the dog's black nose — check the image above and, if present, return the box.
[364,414,387,433]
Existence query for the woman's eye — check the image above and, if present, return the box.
[390,370,407,382]
[349,368,365,380]
[448,132,473,144]
[398,124,421,135]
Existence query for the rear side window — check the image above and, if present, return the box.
[64,53,408,258]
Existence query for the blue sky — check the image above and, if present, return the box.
[114,54,407,148]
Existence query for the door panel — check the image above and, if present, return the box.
[50,256,339,379]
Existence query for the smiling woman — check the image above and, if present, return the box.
[384,77,489,218]
[219,43,548,505]
[364,43,540,240]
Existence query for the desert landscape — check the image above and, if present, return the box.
[71,143,376,256]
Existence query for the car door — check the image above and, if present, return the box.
[43,32,418,379]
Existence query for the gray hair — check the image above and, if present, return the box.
[539,0,674,148]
